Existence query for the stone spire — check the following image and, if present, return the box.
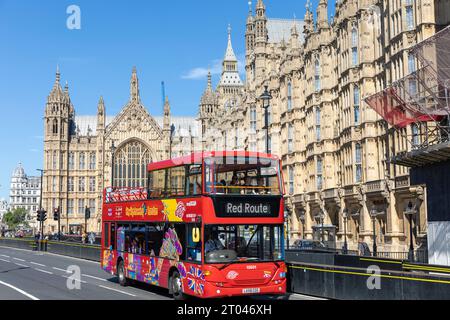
[97,96,105,134]
[255,0,267,42]
[130,66,140,103]
[317,0,329,30]
[246,1,256,55]
[48,66,64,102]
[163,96,171,132]
[98,96,105,116]
[201,71,217,106]
[304,0,314,36]
[224,24,238,62]
[219,26,243,88]
[256,0,265,11]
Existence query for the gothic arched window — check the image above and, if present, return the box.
[287,81,292,111]
[351,27,359,66]
[355,143,362,183]
[113,140,152,188]
[354,85,360,124]
[52,119,58,135]
[314,59,321,92]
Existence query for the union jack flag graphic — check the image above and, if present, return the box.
[187,266,205,295]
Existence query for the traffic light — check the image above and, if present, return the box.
[37,210,47,222]
[53,207,60,221]
[85,207,91,220]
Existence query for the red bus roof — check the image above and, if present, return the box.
[147,151,279,172]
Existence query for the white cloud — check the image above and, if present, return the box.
[182,54,246,80]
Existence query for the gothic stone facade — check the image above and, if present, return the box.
[199,0,450,252]
[42,68,201,234]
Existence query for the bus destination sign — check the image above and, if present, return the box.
[213,196,280,218]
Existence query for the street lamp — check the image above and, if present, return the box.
[342,208,349,255]
[36,169,44,240]
[370,207,379,257]
[110,141,116,190]
[259,85,272,154]
[404,201,417,262]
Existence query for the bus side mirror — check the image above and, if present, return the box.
[193,228,200,243]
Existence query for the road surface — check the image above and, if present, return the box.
[0,246,324,301]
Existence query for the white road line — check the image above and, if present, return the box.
[62,275,87,284]
[0,254,10,258]
[34,268,53,275]
[14,263,29,268]
[30,262,46,267]
[98,285,136,297]
[0,280,39,300]
[0,258,11,263]
[13,258,26,262]
[52,267,68,273]
[82,274,107,282]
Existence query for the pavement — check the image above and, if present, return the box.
[0,246,324,301]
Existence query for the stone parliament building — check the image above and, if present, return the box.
[199,0,450,253]
[42,67,202,234]
[42,0,450,254]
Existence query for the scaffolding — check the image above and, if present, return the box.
[365,25,450,151]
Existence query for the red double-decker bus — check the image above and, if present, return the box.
[101,151,286,299]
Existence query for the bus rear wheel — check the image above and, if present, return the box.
[117,260,128,287]
[170,270,186,300]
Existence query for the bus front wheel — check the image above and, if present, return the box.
[117,260,128,287]
[170,270,186,300]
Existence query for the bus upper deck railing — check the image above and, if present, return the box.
[105,187,148,203]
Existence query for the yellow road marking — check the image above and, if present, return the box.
[289,265,450,285]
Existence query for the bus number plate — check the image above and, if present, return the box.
[242,288,261,294]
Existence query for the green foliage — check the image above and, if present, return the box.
[2,208,29,230]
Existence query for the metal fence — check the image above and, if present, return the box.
[286,246,428,263]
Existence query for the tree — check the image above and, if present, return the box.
[2,208,29,230]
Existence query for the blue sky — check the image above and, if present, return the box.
[0,0,336,200]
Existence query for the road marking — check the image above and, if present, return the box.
[30,262,46,267]
[34,268,53,275]
[13,258,26,262]
[82,274,107,282]
[98,285,136,297]
[0,280,39,300]
[0,258,11,263]
[52,267,69,273]
[62,275,87,284]
[0,254,10,258]
[14,263,29,268]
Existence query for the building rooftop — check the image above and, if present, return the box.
[73,115,200,138]
[267,18,305,44]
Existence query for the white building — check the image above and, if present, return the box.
[9,163,41,230]
[0,198,9,223]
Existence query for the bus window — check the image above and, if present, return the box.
[149,169,166,199]
[167,166,186,197]
[104,223,109,249]
[117,225,128,252]
[128,225,146,254]
[147,223,164,257]
[204,156,281,195]
[186,165,202,196]
[186,224,202,263]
